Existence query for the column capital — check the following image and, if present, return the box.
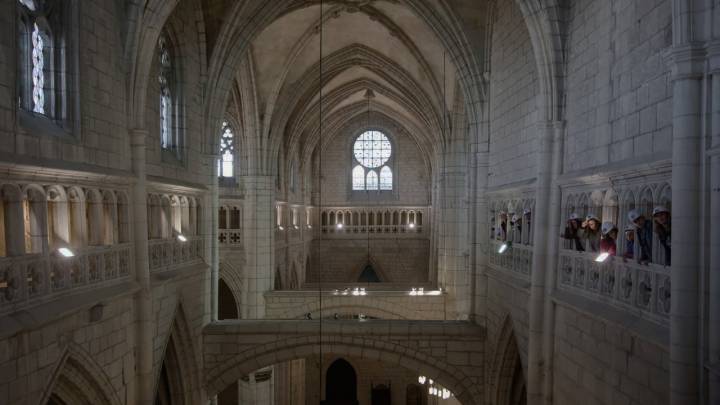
[664,43,707,80]
[130,129,149,148]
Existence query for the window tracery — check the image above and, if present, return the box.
[352,131,393,191]
[218,121,234,178]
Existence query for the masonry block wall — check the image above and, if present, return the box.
[564,0,673,170]
[307,239,430,283]
[488,0,539,188]
[552,305,668,405]
[0,0,130,170]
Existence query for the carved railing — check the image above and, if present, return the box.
[320,206,429,237]
[487,241,533,279]
[148,236,204,272]
[219,229,242,245]
[0,243,133,315]
[557,249,670,324]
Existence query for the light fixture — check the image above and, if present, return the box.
[58,247,75,257]
[418,287,424,296]
[498,242,509,254]
[360,287,367,296]
[177,234,187,242]
[595,252,610,263]
[410,288,417,296]
[307,224,313,229]
[293,225,300,230]
[418,376,426,384]
[278,225,285,231]
[336,223,344,230]
[442,388,451,399]
[408,223,415,229]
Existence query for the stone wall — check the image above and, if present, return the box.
[564,0,673,171]
[488,0,539,188]
[306,239,430,283]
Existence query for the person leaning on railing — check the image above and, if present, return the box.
[652,206,671,266]
[600,221,618,256]
[561,213,585,252]
[628,209,652,264]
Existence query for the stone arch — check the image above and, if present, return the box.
[205,335,483,405]
[218,277,240,320]
[491,316,527,405]
[40,344,122,405]
[155,301,202,405]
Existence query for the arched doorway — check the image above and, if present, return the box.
[218,278,239,320]
[324,358,358,405]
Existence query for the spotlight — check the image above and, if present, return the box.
[278,225,284,231]
[177,234,187,242]
[418,376,426,385]
[410,288,417,296]
[336,223,344,230]
[408,223,415,229]
[595,252,610,263]
[498,243,509,254]
[360,288,367,296]
[58,247,75,257]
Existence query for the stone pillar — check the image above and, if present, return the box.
[241,175,275,319]
[2,191,25,256]
[437,142,470,320]
[130,129,153,405]
[527,121,563,405]
[206,154,220,322]
[708,42,720,404]
[667,45,704,405]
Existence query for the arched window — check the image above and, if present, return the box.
[218,122,234,178]
[158,33,181,155]
[366,170,379,190]
[352,165,365,190]
[352,130,393,191]
[17,0,56,116]
[379,166,392,190]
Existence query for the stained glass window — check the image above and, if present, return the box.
[352,165,365,190]
[352,131,393,191]
[379,166,392,190]
[366,170,379,190]
[18,0,54,117]
[158,34,175,150]
[353,131,391,168]
[218,122,234,178]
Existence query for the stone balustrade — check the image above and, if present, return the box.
[0,243,132,315]
[557,249,671,324]
[148,236,204,272]
[319,206,429,237]
[488,240,533,279]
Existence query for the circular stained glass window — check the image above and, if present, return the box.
[353,131,391,169]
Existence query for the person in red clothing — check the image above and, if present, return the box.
[600,221,618,256]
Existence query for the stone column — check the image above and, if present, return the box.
[667,45,704,405]
[527,121,563,405]
[206,153,220,322]
[130,129,153,405]
[2,190,25,256]
[437,142,470,320]
[241,175,275,319]
[708,42,720,404]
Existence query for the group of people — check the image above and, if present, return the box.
[561,206,672,265]
[494,209,532,242]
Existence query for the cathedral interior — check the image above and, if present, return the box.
[0,0,719,404]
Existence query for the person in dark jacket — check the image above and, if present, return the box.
[653,206,671,265]
[623,226,635,260]
[628,209,652,264]
[600,221,618,256]
[561,213,585,251]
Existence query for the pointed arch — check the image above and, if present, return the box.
[155,301,202,405]
[491,316,527,405]
[40,344,122,405]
